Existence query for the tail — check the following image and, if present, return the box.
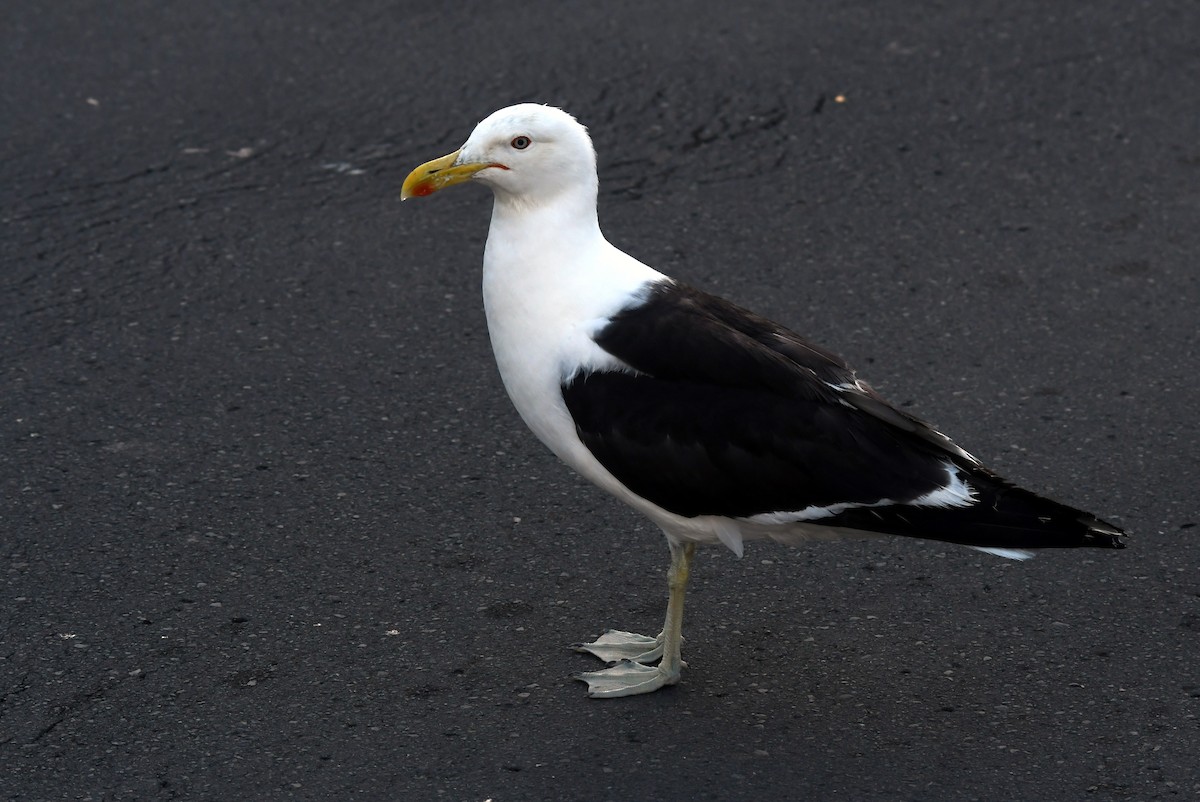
[822,467,1128,553]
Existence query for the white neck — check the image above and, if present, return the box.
[472,177,670,512]
[481,189,663,325]
[488,177,601,240]
[479,183,666,414]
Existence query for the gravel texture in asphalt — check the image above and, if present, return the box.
[3,2,1198,799]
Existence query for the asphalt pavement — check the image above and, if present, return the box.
[3,1,1198,799]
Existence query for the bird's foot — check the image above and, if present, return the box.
[572,629,664,663]
[572,659,683,698]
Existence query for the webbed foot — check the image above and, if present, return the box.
[572,658,682,698]
[572,629,665,663]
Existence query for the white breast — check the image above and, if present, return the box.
[479,200,664,498]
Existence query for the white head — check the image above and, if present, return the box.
[402,104,598,209]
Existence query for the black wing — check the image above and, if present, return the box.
[562,281,1126,551]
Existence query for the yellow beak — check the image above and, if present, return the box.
[401,149,496,200]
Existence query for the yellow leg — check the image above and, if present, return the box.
[658,540,695,684]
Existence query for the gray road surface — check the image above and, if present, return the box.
[3,2,1198,799]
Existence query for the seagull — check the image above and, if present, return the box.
[401,103,1127,698]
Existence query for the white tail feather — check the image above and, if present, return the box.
[972,546,1034,561]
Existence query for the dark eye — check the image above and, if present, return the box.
[510,136,532,150]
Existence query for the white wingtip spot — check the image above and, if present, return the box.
[972,546,1035,561]
[910,463,977,508]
